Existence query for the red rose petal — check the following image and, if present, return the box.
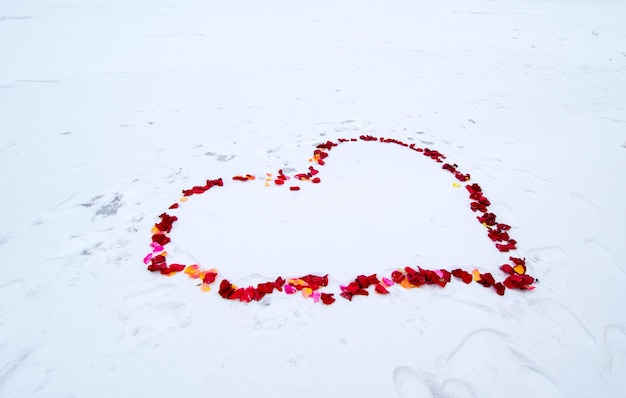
[500,264,515,275]
[375,283,390,294]
[203,271,217,284]
[391,270,406,283]
[152,233,171,246]
[494,282,506,296]
[170,263,185,272]
[451,269,473,284]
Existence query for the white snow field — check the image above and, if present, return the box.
[1,0,626,396]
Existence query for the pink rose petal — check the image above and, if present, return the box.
[312,291,321,303]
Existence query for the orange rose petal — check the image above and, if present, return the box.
[513,264,526,274]
[472,269,481,281]
[201,284,211,292]
[400,278,415,289]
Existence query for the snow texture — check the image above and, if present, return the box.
[1,0,625,396]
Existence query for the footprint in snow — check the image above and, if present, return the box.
[118,284,193,348]
[393,367,435,398]
[446,328,564,398]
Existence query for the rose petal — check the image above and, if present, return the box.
[382,277,394,287]
[375,284,389,294]
[320,293,335,305]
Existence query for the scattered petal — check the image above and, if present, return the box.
[382,277,394,287]
[170,263,185,272]
[312,291,321,303]
[375,283,390,294]
[321,293,336,305]
[494,282,505,296]
[472,269,481,282]
[452,269,473,284]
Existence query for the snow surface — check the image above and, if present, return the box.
[1,0,626,396]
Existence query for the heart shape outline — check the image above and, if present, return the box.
[144,135,536,305]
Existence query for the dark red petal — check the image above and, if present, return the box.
[481,272,496,285]
[218,280,234,298]
[391,270,406,283]
[497,223,511,231]
[452,268,470,282]
[367,274,380,285]
[375,284,389,294]
[170,263,185,272]
[494,283,506,296]
[509,257,526,266]
[500,264,515,275]
[346,282,361,294]
[152,234,171,246]
[257,282,275,294]
[356,275,370,288]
